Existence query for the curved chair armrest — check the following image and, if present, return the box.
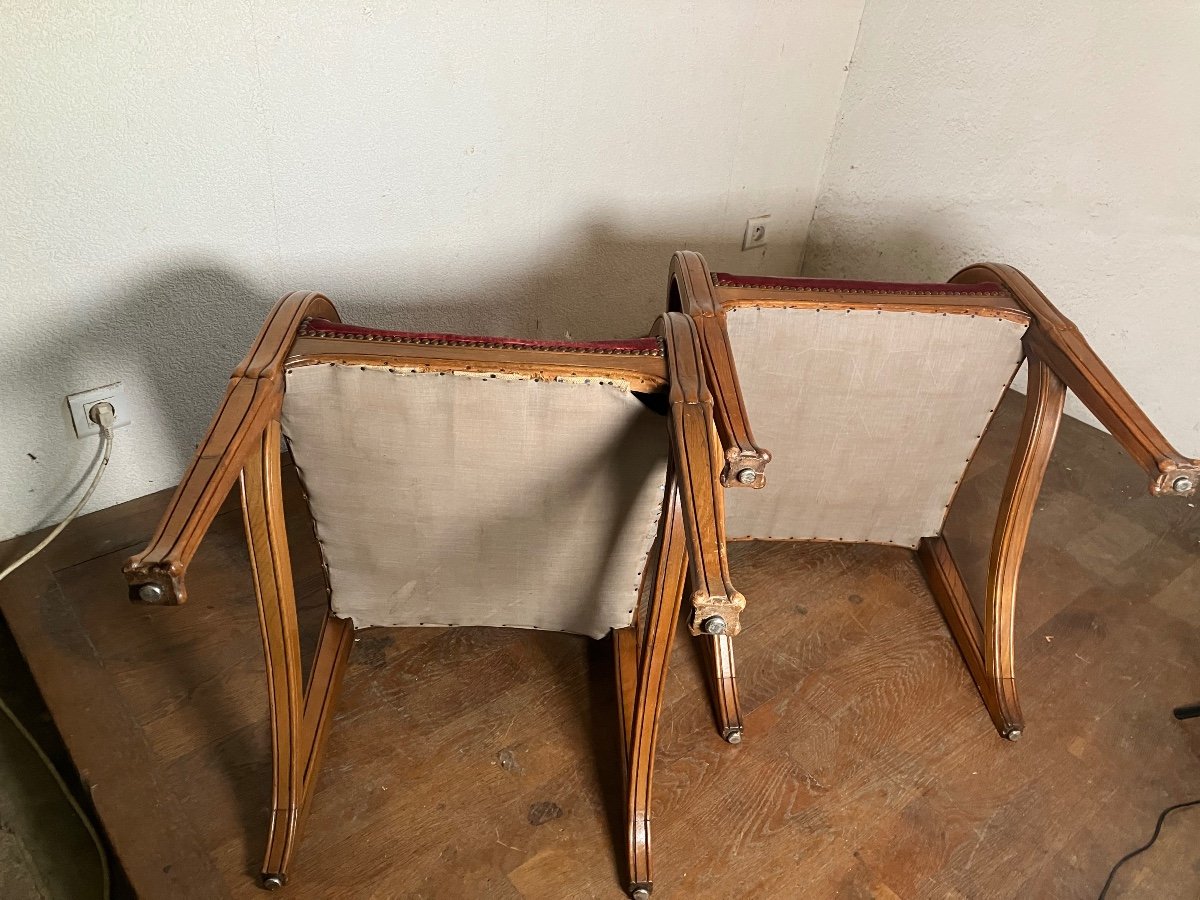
[669,251,770,488]
[123,292,340,605]
[655,311,746,636]
[953,263,1198,497]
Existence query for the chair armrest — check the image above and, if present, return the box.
[123,292,339,605]
[669,251,770,488]
[953,263,1198,497]
[655,311,746,636]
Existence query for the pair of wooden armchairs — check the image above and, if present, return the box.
[124,254,1197,897]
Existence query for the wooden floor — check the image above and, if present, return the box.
[2,392,1198,899]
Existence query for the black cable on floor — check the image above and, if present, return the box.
[0,693,110,898]
[1097,798,1200,899]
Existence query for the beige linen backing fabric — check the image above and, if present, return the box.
[280,365,668,638]
[724,306,1027,547]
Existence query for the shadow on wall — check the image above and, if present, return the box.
[6,265,265,533]
[6,216,822,539]
[802,208,1008,282]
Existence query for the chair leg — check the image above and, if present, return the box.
[917,535,1017,737]
[299,613,354,800]
[614,626,638,775]
[983,354,1065,740]
[918,353,1064,741]
[699,634,743,743]
[625,483,688,900]
[242,421,354,888]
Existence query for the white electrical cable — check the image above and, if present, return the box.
[0,401,116,898]
[0,402,115,583]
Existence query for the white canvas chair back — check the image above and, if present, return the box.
[281,360,669,638]
[719,290,1029,548]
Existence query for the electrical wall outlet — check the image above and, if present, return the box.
[742,215,770,251]
[67,382,132,437]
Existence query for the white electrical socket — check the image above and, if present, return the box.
[67,382,132,437]
[742,215,770,251]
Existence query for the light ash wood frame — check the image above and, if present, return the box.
[671,250,1198,744]
[124,294,738,899]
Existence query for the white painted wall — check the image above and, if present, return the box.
[805,1,1200,455]
[1,2,866,541]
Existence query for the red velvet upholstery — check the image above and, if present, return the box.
[300,318,664,355]
[712,272,1008,296]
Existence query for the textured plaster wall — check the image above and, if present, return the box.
[805,1,1200,454]
[1,1,866,541]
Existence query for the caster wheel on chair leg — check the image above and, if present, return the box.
[261,874,286,890]
[630,882,652,899]
[723,726,743,745]
[1004,727,1022,742]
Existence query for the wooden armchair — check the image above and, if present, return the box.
[123,293,740,899]
[670,250,1198,744]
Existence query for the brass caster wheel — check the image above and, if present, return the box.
[261,874,286,890]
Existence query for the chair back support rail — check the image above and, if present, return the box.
[950,262,1198,497]
[123,291,735,899]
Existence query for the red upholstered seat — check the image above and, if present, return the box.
[300,318,664,355]
[711,272,1008,295]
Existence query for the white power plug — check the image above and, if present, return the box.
[89,401,117,429]
[67,383,131,438]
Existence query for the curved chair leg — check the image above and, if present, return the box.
[699,635,743,743]
[984,354,1065,740]
[918,354,1064,741]
[296,611,353,830]
[242,421,354,888]
[242,421,304,887]
[625,479,688,899]
[614,626,638,775]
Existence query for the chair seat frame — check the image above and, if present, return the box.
[125,294,739,899]
[671,250,1198,743]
